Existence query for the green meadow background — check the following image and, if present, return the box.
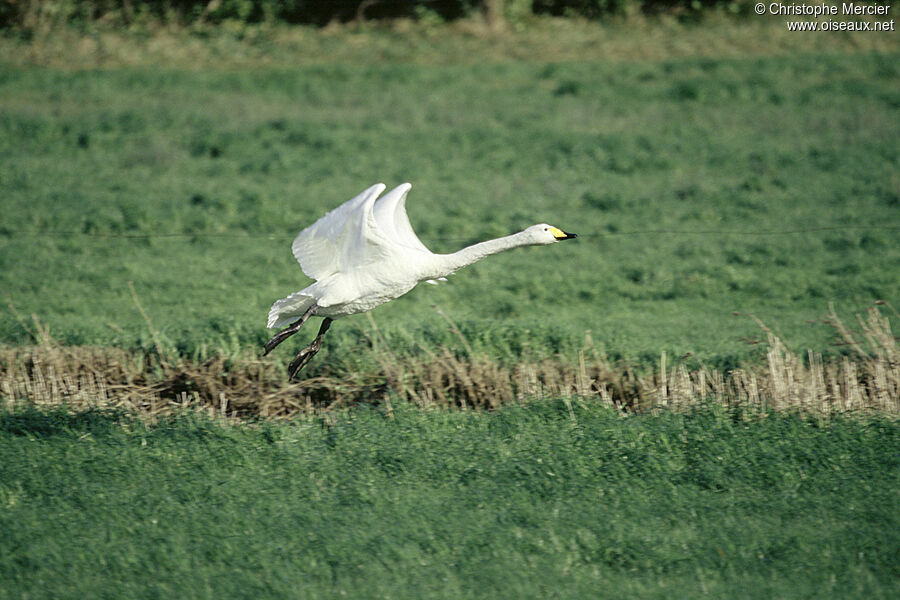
[2,53,898,370]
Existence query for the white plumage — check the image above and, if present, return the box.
[265,182,576,377]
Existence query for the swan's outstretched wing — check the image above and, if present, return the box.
[291,183,394,280]
[372,183,431,254]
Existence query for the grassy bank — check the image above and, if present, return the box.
[1,403,898,599]
[3,15,899,69]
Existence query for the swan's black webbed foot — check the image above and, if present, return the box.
[287,318,333,379]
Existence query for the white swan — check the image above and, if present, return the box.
[265,183,577,378]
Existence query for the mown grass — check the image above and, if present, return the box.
[1,51,899,371]
[1,403,897,599]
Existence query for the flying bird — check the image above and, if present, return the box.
[265,183,577,378]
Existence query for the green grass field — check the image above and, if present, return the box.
[1,403,898,599]
[2,21,900,599]
[1,51,899,371]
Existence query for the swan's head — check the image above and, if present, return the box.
[525,224,578,245]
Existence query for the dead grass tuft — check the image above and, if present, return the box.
[1,305,898,420]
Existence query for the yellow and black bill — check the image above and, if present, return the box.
[549,226,577,240]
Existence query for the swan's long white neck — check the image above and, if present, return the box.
[426,230,536,280]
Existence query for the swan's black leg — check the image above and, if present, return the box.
[288,318,333,379]
[263,304,318,356]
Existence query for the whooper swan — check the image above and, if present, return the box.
[265,183,577,378]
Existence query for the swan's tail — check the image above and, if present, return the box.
[267,292,316,329]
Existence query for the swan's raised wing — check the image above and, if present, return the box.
[372,183,431,254]
[291,183,395,280]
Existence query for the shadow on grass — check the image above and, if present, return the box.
[0,406,132,438]
[0,405,270,446]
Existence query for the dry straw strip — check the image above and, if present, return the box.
[1,305,898,420]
